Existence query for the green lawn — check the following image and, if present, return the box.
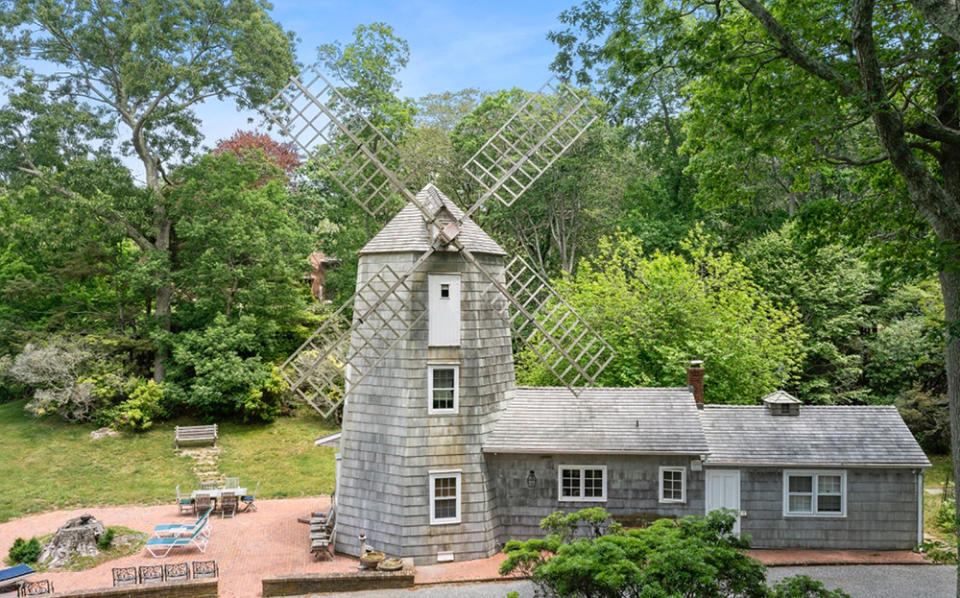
[0,400,337,523]
[923,454,953,543]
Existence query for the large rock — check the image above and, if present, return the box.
[39,514,106,568]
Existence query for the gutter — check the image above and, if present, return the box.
[917,469,924,547]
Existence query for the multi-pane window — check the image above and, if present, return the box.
[558,465,606,502]
[429,471,461,524]
[784,471,846,517]
[659,467,686,503]
[427,365,458,414]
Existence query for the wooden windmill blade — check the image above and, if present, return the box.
[280,259,432,418]
[459,77,598,221]
[267,66,443,222]
[464,249,614,396]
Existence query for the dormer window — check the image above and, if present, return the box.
[762,390,801,416]
[440,284,450,298]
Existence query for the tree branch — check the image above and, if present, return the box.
[736,0,859,96]
[909,0,960,44]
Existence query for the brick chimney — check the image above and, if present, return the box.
[687,360,705,406]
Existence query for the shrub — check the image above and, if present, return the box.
[936,497,957,535]
[9,537,41,563]
[96,528,115,550]
[104,379,165,431]
[770,575,851,598]
[501,508,850,598]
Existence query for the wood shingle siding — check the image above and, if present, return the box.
[483,387,710,455]
[699,406,930,467]
[487,454,705,540]
[737,468,920,549]
[335,250,511,565]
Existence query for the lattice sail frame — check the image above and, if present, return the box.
[269,66,611,412]
[268,67,439,222]
[471,252,614,393]
[280,262,428,418]
[460,78,598,220]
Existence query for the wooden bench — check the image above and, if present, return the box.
[175,425,218,449]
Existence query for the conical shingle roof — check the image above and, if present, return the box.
[358,184,506,256]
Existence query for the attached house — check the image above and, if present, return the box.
[482,372,930,550]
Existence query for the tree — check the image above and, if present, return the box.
[299,22,416,305]
[552,3,960,585]
[740,224,879,404]
[0,0,297,380]
[500,508,850,598]
[451,89,635,276]
[517,234,806,403]
[214,130,301,179]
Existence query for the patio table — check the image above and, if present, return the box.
[191,487,246,501]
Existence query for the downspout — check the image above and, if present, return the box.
[917,469,924,547]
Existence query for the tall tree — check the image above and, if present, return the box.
[0,0,297,380]
[553,3,960,582]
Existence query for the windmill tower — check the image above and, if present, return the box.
[269,70,614,563]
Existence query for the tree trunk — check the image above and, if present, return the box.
[941,265,960,597]
[152,214,172,383]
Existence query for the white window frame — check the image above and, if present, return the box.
[557,465,607,503]
[429,470,461,525]
[427,365,459,414]
[783,470,847,518]
[659,466,687,503]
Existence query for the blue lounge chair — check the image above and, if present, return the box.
[153,508,213,538]
[145,519,209,558]
[0,565,34,592]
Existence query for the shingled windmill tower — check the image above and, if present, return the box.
[269,70,613,564]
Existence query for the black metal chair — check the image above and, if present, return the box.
[111,567,137,586]
[163,562,190,582]
[192,560,218,579]
[138,565,164,584]
[17,580,52,597]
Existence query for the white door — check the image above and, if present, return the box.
[705,469,741,535]
[428,274,461,346]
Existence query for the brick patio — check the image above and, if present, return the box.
[0,497,360,598]
[0,499,932,598]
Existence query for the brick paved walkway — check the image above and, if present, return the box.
[0,497,360,598]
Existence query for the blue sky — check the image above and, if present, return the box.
[200,0,576,150]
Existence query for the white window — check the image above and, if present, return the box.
[429,471,461,525]
[659,466,686,503]
[783,470,846,517]
[428,274,460,346]
[427,365,459,414]
[558,465,607,502]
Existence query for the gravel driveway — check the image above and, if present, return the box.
[325,565,955,598]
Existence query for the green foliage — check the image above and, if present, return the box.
[768,575,851,598]
[8,537,41,563]
[518,234,805,403]
[166,315,286,422]
[897,387,950,454]
[502,508,847,598]
[918,539,958,565]
[740,224,879,404]
[935,495,957,535]
[96,528,115,551]
[104,379,164,432]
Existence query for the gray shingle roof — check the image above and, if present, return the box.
[483,387,710,455]
[359,184,506,256]
[700,405,930,467]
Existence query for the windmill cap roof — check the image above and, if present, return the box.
[359,184,506,256]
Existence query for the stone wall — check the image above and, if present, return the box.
[54,580,217,598]
[261,570,414,596]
